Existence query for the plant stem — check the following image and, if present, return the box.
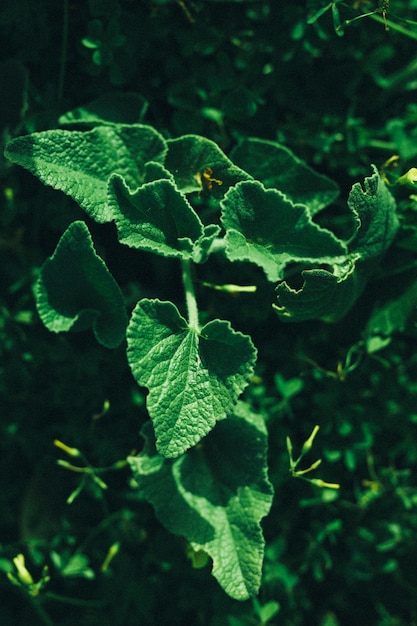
[181,258,199,331]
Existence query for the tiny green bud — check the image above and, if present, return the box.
[54,439,81,458]
[309,478,340,489]
[397,167,417,188]
[101,542,120,572]
[301,425,320,455]
[13,554,34,586]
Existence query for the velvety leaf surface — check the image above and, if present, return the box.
[128,402,273,600]
[164,134,252,196]
[230,138,339,214]
[347,165,399,260]
[35,221,127,348]
[273,169,399,322]
[274,260,365,322]
[126,299,257,457]
[4,124,167,223]
[109,175,202,258]
[221,180,346,282]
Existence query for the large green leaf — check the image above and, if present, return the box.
[221,180,346,282]
[273,169,399,322]
[126,299,257,457]
[35,221,127,348]
[108,174,220,262]
[4,124,167,223]
[164,134,252,196]
[230,138,339,214]
[128,402,273,600]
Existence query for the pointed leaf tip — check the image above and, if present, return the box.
[35,221,127,348]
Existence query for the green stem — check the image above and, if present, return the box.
[369,13,417,40]
[30,598,56,626]
[181,259,199,331]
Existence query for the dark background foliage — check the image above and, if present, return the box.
[2,1,417,624]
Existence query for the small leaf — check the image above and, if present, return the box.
[221,180,347,282]
[35,221,127,348]
[108,175,217,261]
[126,299,257,457]
[365,277,417,352]
[164,134,252,196]
[128,402,273,600]
[4,124,167,223]
[230,138,339,214]
[348,166,399,260]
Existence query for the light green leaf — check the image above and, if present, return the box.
[126,299,257,457]
[35,221,127,348]
[347,165,399,260]
[230,138,339,214]
[108,175,220,262]
[221,180,347,282]
[4,124,167,223]
[128,401,273,600]
[164,134,252,196]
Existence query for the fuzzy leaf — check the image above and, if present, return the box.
[4,124,167,223]
[347,165,399,259]
[230,138,339,214]
[126,299,257,457]
[274,259,366,322]
[108,175,220,262]
[35,221,127,348]
[164,134,252,196]
[221,180,346,282]
[128,402,273,600]
[273,169,399,322]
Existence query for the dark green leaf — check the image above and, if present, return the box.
[4,124,167,223]
[35,221,127,348]
[230,138,339,214]
[221,180,346,282]
[128,401,273,599]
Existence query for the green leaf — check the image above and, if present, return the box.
[35,221,127,348]
[128,401,273,600]
[126,299,257,457]
[4,124,167,223]
[230,138,339,215]
[365,276,417,353]
[347,165,399,260]
[164,134,252,196]
[108,175,220,262]
[221,180,347,282]
[58,92,149,127]
[271,168,398,322]
[274,259,366,322]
